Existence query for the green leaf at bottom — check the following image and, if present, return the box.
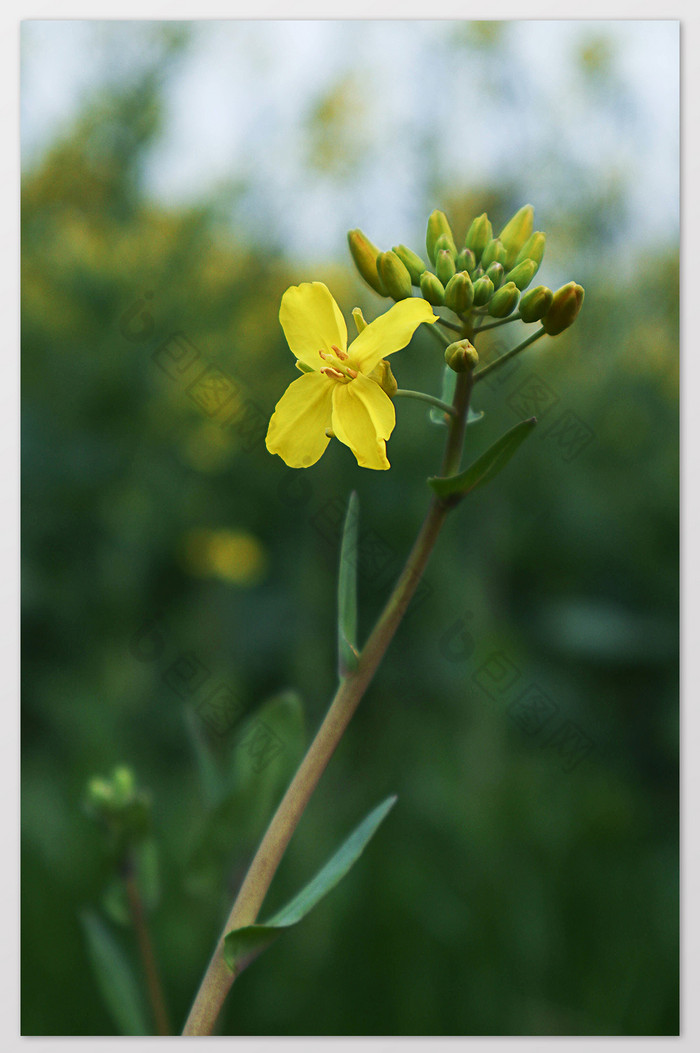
[223,795,397,976]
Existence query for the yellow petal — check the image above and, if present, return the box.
[279,282,348,370]
[265,371,334,468]
[331,373,396,471]
[347,297,437,374]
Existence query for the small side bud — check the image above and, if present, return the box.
[485,262,505,290]
[426,210,455,265]
[480,237,507,270]
[472,275,495,307]
[506,258,538,291]
[519,285,554,323]
[514,231,546,269]
[499,204,534,269]
[352,306,368,333]
[370,358,398,397]
[444,338,479,373]
[348,229,386,295]
[444,271,474,314]
[377,250,413,301]
[456,247,477,274]
[436,248,456,285]
[433,232,457,259]
[465,213,493,262]
[419,270,445,306]
[487,281,520,318]
[393,245,428,285]
[541,282,585,335]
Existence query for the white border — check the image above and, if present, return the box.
[7,5,696,1049]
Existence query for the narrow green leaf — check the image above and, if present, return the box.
[223,795,397,976]
[467,407,485,427]
[428,417,537,500]
[80,910,150,1036]
[184,704,226,807]
[429,364,456,425]
[338,491,360,676]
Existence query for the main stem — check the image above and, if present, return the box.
[182,369,474,1036]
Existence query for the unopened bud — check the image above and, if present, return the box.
[377,250,413,301]
[393,245,427,285]
[485,262,505,290]
[487,281,520,318]
[112,766,135,805]
[472,275,495,307]
[514,231,546,269]
[370,358,398,397]
[426,210,455,265]
[433,232,457,259]
[480,238,507,269]
[499,204,534,269]
[541,282,584,335]
[456,247,477,274]
[519,285,554,323]
[506,258,538,291]
[348,229,386,295]
[435,248,456,285]
[419,270,445,306]
[465,213,493,262]
[444,271,474,314]
[444,338,479,373]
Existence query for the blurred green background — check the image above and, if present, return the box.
[21,21,678,1036]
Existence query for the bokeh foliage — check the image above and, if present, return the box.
[22,26,678,1036]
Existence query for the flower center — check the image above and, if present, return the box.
[318,345,357,383]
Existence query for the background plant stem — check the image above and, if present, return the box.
[182,371,474,1036]
[124,858,171,1036]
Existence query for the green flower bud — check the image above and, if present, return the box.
[519,285,554,323]
[433,232,457,259]
[481,237,507,269]
[488,281,520,318]
[472,275,494,307]
[444,271,474,314]
[377,250,413,301]
[426,210,455,265]
[456,247,477,274]
[86,777,114,811]
[392,245,428,285]
[435,248,456,286]
[112,766,136,806]
[485,262,505,290]
[370,358,398,397]
[506,258,538,291]
[514,231,546,269]
[347,229,386,295]
[541,282,585,335]
[444,338,479,373]
[499,204,534,269]
[419,270,445,306]
[465,213,493,262]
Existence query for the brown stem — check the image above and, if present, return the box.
[124,859,171,1036]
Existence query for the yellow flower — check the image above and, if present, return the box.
[266,282,436,470]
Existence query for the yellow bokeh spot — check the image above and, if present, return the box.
[182,529,268,586]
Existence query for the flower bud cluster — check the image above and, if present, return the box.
[348,205,584,336]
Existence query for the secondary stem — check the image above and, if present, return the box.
[394,388,456,416]
[124,858,171,1036]
[182,368,475,1036]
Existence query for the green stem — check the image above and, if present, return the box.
[124,858,171,1037]
[424,321,451,349]
[473,313,522,334]
[181,368,475,1037]
[435,315,463,333]
[394,388,456,417]
[473,327,545,384]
